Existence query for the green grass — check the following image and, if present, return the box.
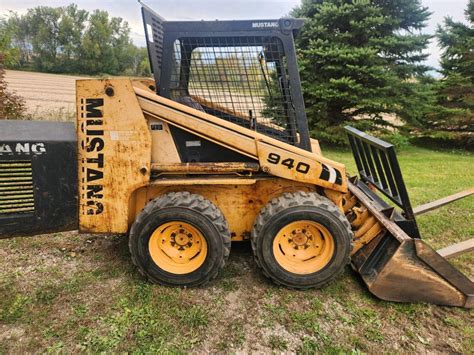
[268,334,288,350]
[0,146,472,353]
[79,285,211,352]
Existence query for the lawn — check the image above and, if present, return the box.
[0,146,473,353]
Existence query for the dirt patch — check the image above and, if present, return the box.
[0,234,472,353]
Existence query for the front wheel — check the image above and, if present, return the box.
[129,192,231,287]
[251,191,353,289]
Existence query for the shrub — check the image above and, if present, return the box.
[0,53,28,120]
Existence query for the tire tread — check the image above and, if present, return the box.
[251,191,353,289]
[129,192,231,287]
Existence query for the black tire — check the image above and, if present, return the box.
[129,192,231,287]
[251,191,353,289]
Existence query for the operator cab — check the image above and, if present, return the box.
[141,3,311,151]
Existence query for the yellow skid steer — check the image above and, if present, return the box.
[0,3,472,307]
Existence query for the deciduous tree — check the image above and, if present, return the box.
[2,4,151,77]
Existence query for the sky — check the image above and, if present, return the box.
[0,0,469,70]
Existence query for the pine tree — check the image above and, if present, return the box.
[430,0,473,132]
[292,0,431,145]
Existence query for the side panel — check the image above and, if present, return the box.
[77,79,152,233]
[168,125,256,163]
[147,118,181,164]
[0,121,77,238]
[132,178,314,241]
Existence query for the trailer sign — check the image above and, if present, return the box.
[0,142,46,155]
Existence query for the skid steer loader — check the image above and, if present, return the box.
[0,3,472,307]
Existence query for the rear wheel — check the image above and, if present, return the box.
[251,191,353,289]
[129,192,231,287]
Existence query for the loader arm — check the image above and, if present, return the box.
[134,85,347,193]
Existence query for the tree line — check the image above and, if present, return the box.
[1,1,472,147]
[0,4,150,76]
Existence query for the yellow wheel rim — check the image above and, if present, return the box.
[148,221,207,274]
[273,220,335,275]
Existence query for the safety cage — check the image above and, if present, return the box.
[141,3,311,151]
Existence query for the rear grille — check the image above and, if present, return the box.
[0,161,35,215]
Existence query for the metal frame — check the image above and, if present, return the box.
[345,127,416,217]
[345,126,420,238]
[141,4,311,151]
[346,126,474,242]
[413,188,473,216]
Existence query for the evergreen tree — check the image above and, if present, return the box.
[430,0,473,132]
[292,0,432,145]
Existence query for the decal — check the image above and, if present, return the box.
[80,98,105,215]
[185,141,201,147]
[146,24,154,43]
[266,152,342,185]
[110,131,120,141]
[0,143,46,155]
[266,152,310,175]
[151,123,163,131]
[320,163,343,185]
[109,130,138,142]
[252,21,279,29]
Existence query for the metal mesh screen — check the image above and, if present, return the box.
[169,36,298,144]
